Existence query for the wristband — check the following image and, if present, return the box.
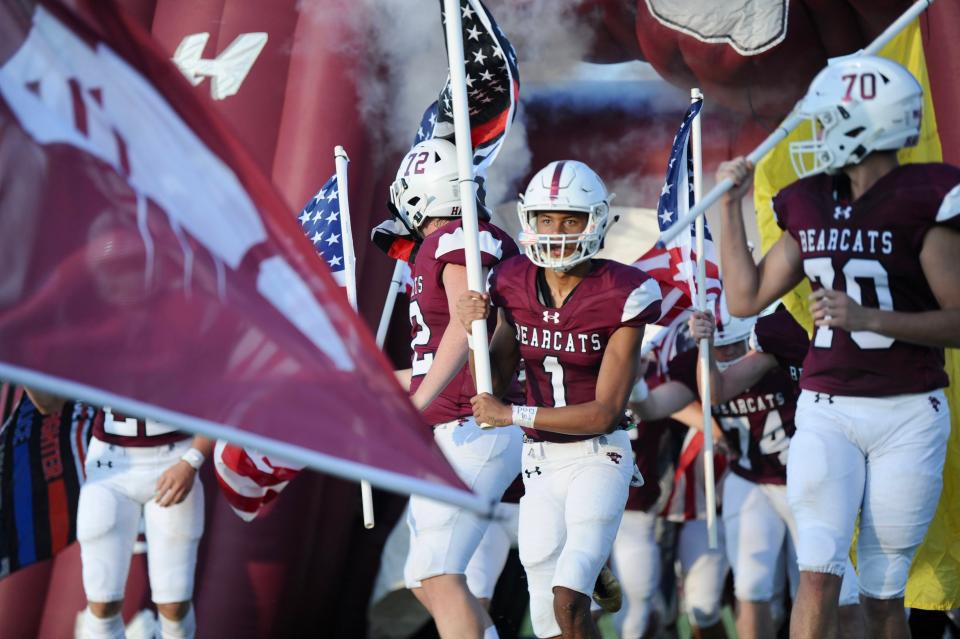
[181,448,205,471]
[629,379,649,403]
[511,405,538,429]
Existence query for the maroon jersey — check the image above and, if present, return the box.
[752,307,809,384]
[669,310,807,484]
[489,257,662,443]
[94,408,189,448]
[408,220,518,426]
[774,164,960,397]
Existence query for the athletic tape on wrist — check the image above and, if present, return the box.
[511,405,538,429]
[181,447,205,471]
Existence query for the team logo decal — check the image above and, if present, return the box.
[930,396,942,413]
[542,311,560,324]
[172,32,268,100]
[606,452,622,465]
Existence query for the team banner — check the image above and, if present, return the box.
[0,1,481,513]
[0,396,95,580]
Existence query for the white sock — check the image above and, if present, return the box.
[483,624,500,639]
[158,606,196,639]
[82,608,125,639]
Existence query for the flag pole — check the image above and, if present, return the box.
[442,0,495,405]
[659,0,935,246]
[334,145,376,530]
[690,88,718,550]
[375,260,407,348]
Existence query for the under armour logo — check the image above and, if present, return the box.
[834,205,852,220]
[95,460,113,469]
[814,392,834,404]
[930,396,942,413]
[172,33,268,100]
[524,466,542,478]
[606,452,623,465]
[542,311,560,324]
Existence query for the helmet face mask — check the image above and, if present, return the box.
[788,55,922,179]
[389,138,462,236]
[517,160,613,272]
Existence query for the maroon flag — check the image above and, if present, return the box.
[0,1,482,513]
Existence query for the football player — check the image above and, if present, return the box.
[77,407,211,639]
[716,55,960,639]
[681,305,861,639]
[456,160,662,638]
[389,137,523,639]
[609,400,669,639]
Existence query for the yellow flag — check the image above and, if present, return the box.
[752,20,960,609]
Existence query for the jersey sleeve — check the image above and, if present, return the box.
[434,224,508,268]
[620,275,662,329]
[487,256,523,325]
[750,309,809,372]
[665,349,699,395]
[936,181,960,232]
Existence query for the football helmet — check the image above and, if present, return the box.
[517,160,613,271]
[389,138,461,235]
[789,55,922,178]
[714,293,757,348]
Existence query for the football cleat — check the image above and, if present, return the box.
[592,565,623,613]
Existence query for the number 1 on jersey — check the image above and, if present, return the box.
[543,355,567,407]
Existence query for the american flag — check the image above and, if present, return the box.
[423,0,519,171]
[635,99,722,327]
[372,0,520,261]
[298,175,347,286]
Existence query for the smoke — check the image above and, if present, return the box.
[297,0,685,212]
[297,0,596,206]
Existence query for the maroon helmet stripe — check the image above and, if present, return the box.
[549,161,566,201]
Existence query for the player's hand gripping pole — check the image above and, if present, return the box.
[443,0,495,419]
[334,145,376,530]
[658,0,935,246]
[690,89,719,550]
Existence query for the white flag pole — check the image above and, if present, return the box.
[334,145,376,530]
[442,0,495,404]
[690,89,718,550]
[659,0,935,246]
[375,260,407,348]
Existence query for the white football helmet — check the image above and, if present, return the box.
[789,55,922,178]
[517,160,613,271]
[714,293,757,347]
[389,138,462,235]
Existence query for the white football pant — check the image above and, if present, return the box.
[724,471,859,605]
[788,390,949,599]
[78,437,204,605]
[676,518,728,628]
[465,502,520,600]
[611,508,661,638]
[518,430,633,638]
[405,418,522,586]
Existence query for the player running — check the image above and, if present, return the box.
[457,160,662,638]
[388,137,522,639]
[717,55,960,639]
